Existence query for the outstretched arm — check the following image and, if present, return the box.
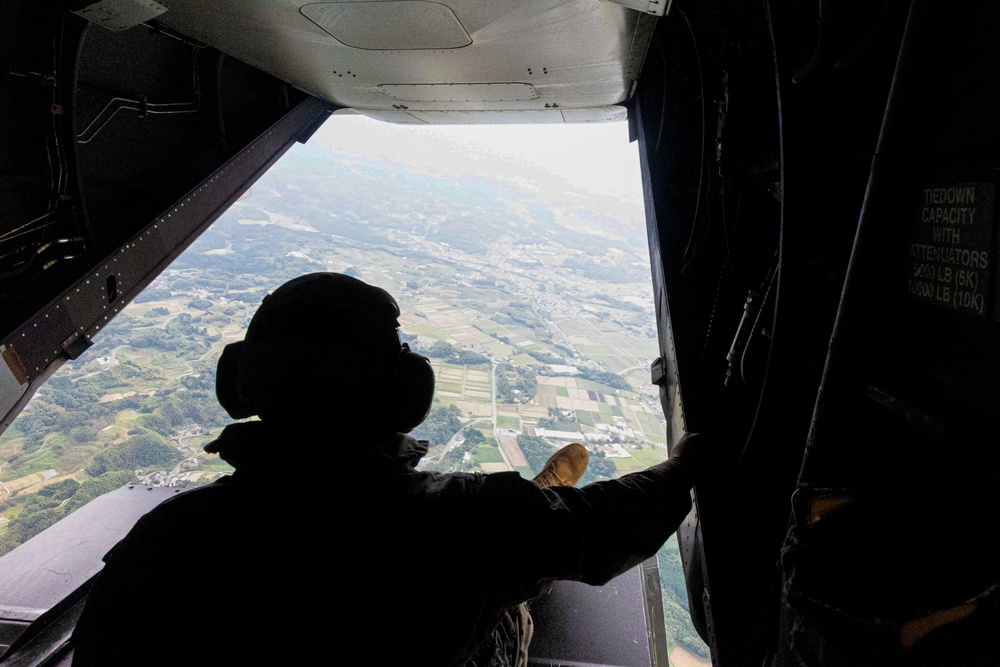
[562,432,714,584]
[483,432,716,593]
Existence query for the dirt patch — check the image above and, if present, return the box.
[498,435,527,467]
[99,391,136,403]
[456,400,493,417]
[669,646,711,667]
[8,471,80,495]
[6,471,48,492]
[187,471,227,483]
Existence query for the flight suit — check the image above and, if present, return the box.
[71,421,698,666]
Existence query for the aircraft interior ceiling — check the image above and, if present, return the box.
[0,0,658,439]
[151,0,660,124]
[2,0,1000,665]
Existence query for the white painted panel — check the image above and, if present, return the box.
[73,0,169,32]
[356,105,627,125]
[602,0,669,17]
[301,1,472,50]
[560,106,628,122]
[156,0,654,121]
[377,83,538,102]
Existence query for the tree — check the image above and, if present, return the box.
[133,288,172,303]
[139,414,171,436]
[575,369,630,391]
[516,435,556,475]
[38,479,80,500]
[86,433,179,476]
[511,366,537,402]
[658,536,711,659]
[417,340,489,366]
[579,450,617,485]
[410,404,463,447]
[426,340,456,358]
[463,427,486,447]
[526,349,563,365]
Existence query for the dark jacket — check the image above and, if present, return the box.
[71,421,695,666]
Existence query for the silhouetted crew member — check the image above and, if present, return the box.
[71,272,713,666]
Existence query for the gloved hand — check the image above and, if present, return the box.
[397,432,429,468]
[668,432,716,484]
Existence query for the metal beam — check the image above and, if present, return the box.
[0,95,332,436]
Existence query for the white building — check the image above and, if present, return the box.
[535,428,584,440]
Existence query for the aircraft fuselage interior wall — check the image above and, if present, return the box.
[1,1,1000,665]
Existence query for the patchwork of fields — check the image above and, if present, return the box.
[389,283,667,474]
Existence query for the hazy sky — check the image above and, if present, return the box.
[310,112,645,205]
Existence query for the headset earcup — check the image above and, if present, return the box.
[221,337,434,430]
[216,342,255,420]
[393,351,435,432]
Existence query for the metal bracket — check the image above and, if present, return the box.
[650,356,667,386]
[61,331,92,360]
[72,0,169,33]
[603,0,671,17]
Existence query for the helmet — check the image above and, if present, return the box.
[215,272,435,432]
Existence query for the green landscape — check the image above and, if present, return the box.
[0,128,708,663]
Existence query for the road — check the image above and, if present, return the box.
[491,361,498,432]
[491,360,517,471]
[167,426,202,479]
[423,360,516,471]
[0,463,9,504]
[418,357,527,472]
[72,344,124,382]
[423,415,473,466]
